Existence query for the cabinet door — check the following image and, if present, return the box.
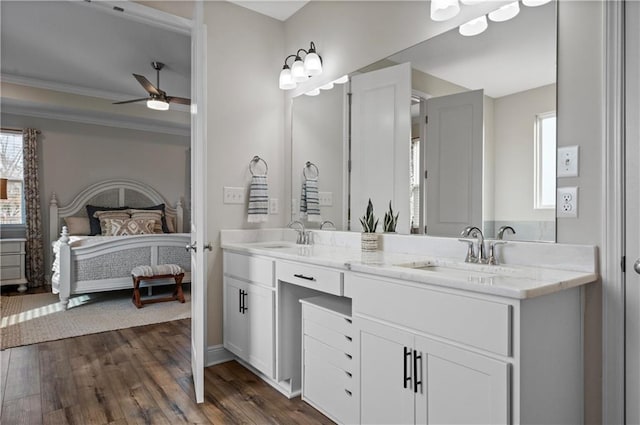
[414,336,509,425]
[359,317,415,425]
[223,277,248,358]
[245,283,275,378]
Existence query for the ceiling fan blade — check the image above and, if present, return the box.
[113,97,149,105]
[133,73,162,96]
[167,96,191,105]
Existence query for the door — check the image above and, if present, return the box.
[425,90,483,236]
[350,62,412,233]
[414,336,509,425]
[626,1,640,421]
[245,283,275,378]
[189,2,207,404]
[358,317,415,425]
[223,277,248,358]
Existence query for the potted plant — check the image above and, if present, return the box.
[383,201,399,233]
[359,198,379,251]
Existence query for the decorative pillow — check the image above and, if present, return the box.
[102,218,156,236]
[129,209,164,234]
[93,210,132,235]
[63,216,91,236]
[86,205,129,236]
[132,204,171,233]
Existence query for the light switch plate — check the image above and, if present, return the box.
[557,187,578,218]
[319,191,333,206]
[223,186,245,204]
[557,146,579,177]
[269,198,279,214]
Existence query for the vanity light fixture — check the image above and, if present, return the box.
[459,14,488,36]
[334,75,349,84]
[279,41,323,90]
[319,82,335,90]
[488,1,520,22]
[305,88,321,96]
[430,0,460,21]
[522,0,552,6]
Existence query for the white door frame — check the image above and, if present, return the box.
[602,0,625,423]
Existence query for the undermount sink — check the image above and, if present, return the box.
[250,242,297,249]
[396,262,498,279]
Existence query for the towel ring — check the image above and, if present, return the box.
[249,156,268,176]
[303,161,319,179]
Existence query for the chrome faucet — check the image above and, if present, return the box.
[460,226,487,263]
[288,220,310,245]
[497,225,516,240]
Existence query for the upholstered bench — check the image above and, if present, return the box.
[131,264,185,309]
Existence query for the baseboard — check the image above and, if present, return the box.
[206,344,234,367]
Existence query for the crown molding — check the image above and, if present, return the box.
[1,98,189,137]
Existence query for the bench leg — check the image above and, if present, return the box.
[132,276,143,309]
[173,274,185,303]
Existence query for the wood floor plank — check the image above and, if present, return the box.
[0,349,11,417]
[3,344,40,403]
[2,394,42,425]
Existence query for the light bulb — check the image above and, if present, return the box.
[430,0,460,22]
[291,57,308,83]
[304,52,323,76]
[522,0,552,6]
[488,1,520,22]
[147,99,169,111]
[279,67,296,90]
[459,15,488,36]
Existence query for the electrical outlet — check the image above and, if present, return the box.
[223,186,245,204]
[557,187,578,218]
[319,191,333,206]
[557,146,579,177]
[269,198,279,214]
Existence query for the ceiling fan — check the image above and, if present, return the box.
[113,61,190,111]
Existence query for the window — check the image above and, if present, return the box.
[1,131,25,225]
[534,112,556,209]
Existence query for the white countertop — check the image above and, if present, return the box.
[221,238,598,300]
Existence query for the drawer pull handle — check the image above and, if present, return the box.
[403,347,412,389]
[345,335,353,341]
[344,389,352,397]
[344,318,352,323]
[345,353,352,359]
[345,371,352,378]
[293,273,316,281]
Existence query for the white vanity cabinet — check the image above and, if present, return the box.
[301,295,357,425]
[223,251,275,378]
[348,272,583,425]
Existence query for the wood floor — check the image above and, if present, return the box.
[0,319,333,425]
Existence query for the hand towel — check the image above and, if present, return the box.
[247,175,269,223]
[300,177,321,222]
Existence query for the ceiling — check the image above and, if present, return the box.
[229,1,309,21]
[388,1,556,98]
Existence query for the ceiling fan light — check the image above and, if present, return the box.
[279,67,296,90]
[430,0,460,22]
[291,57,308,82]
[304,52,323,76]
[334,75,349,84]
[522,0,552,6]
[147,98,169,111]
[488,1,520,22]
[459,15,488,36]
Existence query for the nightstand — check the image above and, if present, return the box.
[1,238,28,292]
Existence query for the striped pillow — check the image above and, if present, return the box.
[102,218,156,236]
[93,210,131,235]
[129,209,164,234]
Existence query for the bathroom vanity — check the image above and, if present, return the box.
[221,229,597,424]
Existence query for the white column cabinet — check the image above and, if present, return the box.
[223,252,275,379]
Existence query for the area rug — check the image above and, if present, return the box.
[1,288,191,350]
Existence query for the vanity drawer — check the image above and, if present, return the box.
[224,251,274,287]
[304,335,355,374]
[276,260,343,296]
[304,320,354,355]
[304,351,358,425]
[303,302,353,337]
[349,274,512,356]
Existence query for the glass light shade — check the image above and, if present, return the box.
[279,68,296,90]
[147,98,169,111]
[319,82,334,90]
[488,1,520,22]
[305,88,321,96]
[460,0,484,4]
[522,0,551,6]
[304,52,323,76]
[334,75,349,84]
[459,15,488,36]
[430,0,460,22]
[291,58,308,82]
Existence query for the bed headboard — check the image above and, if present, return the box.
[49,179,184,242]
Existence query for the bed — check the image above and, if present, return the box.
[50,179,191,309]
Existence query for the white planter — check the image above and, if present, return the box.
[361,233,379,252]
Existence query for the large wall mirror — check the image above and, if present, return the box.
[291,0,557,242]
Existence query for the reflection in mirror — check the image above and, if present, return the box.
[291,86,346,229]
[291,1,556,241]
